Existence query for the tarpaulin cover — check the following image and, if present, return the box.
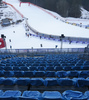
[0,90,3,96]
[42,91,63,100]
[78,71,89,78]
[57,78,74,86]
[56,71,67,78]
[16,78,30,86]
[20,91,41,100]
[67,71,79,77]
[30,78,44,86]
[3,78,17,85]
[34,71,45,77]
[0,90,21,100]
[84,91,89,99]
[73,78,85,87]
[45,71,55,77]
[44,78,58,86]
[62,90,87,100]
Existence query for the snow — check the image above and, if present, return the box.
[1,0,89,49]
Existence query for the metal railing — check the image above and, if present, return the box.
[0,48,85,54]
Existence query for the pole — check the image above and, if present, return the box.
[60,34,65,52]
[60,39,63,52]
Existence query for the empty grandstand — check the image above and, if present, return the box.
[0,0,89,99]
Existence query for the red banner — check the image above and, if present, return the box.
[0,38,6,48]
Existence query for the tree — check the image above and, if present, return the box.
[20,0,83,18]
[43,0,57,12]
[0,0,2,3]
[56,0,69,17]
[82,0,89,11]
[68,0,81,18]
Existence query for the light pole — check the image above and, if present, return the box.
[60,34,65,52]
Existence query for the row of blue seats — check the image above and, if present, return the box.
[0,66,89,71]
[1,61,88,69]
[1,60,88,66]
[0,63,75,67]
[0,55,16,60]
[0,71,89,78]
[0,90,88,100]
[0,77,89,87]
[0,55,81,66]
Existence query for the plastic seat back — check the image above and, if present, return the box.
[20,91,41,100]
[63,90,87,100]
[0,90,21,100]
[42,91,63,100]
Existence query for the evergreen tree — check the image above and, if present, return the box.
[20,0,84,18]
[36,0,45,7]
[56,0,69,17]
[43,0,57,12]
[68,0,81,18]
[82,0,89,11]
[0,0,2,3]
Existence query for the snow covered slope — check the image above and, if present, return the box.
[1,0,89,49]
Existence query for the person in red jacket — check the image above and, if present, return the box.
[0,34,6,48]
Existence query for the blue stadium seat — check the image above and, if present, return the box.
[20,91,41,100]
[82,66,89,70]
[44,78,58,86]
[39,64,46,67]
[73,78,89,87]
[32,63,39,66]
[58,78,74,86]
[63,66,71,71]
[62,90,87,100]
[24,71,34,77]
[0,66,4,70]
[29,66,37,71]
[0,77,5,85]
[13,67,20,71]
[14,71,24,77]
[46,63,54,67]
[30,78,44,86]
[45,71,56,77]
[0,90,21,100]
[78,71,89,78]
[16,78,30,86]
[42,91,63,100]
[54,66,63,71]
[34,71,45,77]
[67,71,79,77]
[84,91,89,100]
[0,90,3,96]
[3,78,17,85]
[0,71,4,77]
[4,66,13,71]
[46,67,54,71]
[72,66,81,70]
[20,67,29,71]
[81,78,89,87]
[56,71,67,78]
[53,63,61,67]
[37,66,45,71]
[4,71,14,77]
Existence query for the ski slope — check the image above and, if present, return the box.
[1,0,89,49]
